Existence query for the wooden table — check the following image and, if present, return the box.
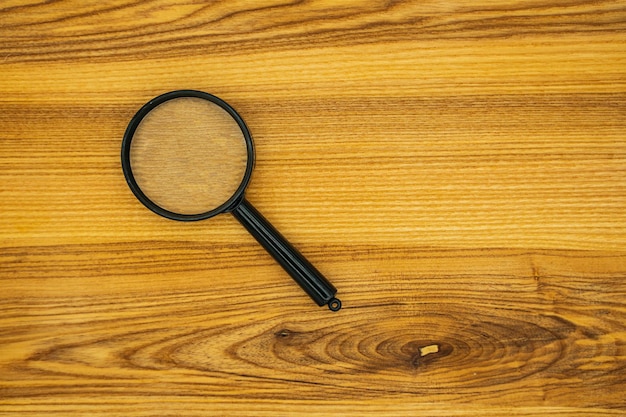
[1,1,625,415]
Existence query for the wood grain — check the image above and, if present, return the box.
[1,1,625,415]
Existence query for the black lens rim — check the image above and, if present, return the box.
[121,90,255,222]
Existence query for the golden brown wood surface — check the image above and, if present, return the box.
[1,1,626,415]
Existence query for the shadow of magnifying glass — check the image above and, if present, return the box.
[121,90,341,312]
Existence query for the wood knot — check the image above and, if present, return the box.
[275,329,292,338]
[419,344,440,356]
[410,342,452,369]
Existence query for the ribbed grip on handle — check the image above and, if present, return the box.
[232,198,341,311]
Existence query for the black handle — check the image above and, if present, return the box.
[231,198,341,311]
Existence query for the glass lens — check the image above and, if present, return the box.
[129,97,249,215]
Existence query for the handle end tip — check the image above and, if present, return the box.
[328,298,342,312]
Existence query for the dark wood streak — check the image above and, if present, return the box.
[2,245,626,402]
[2,295,623,403]
[1,1,625,62]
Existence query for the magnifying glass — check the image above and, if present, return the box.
[121,90,341,311]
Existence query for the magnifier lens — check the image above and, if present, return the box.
[129,97,248,215]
